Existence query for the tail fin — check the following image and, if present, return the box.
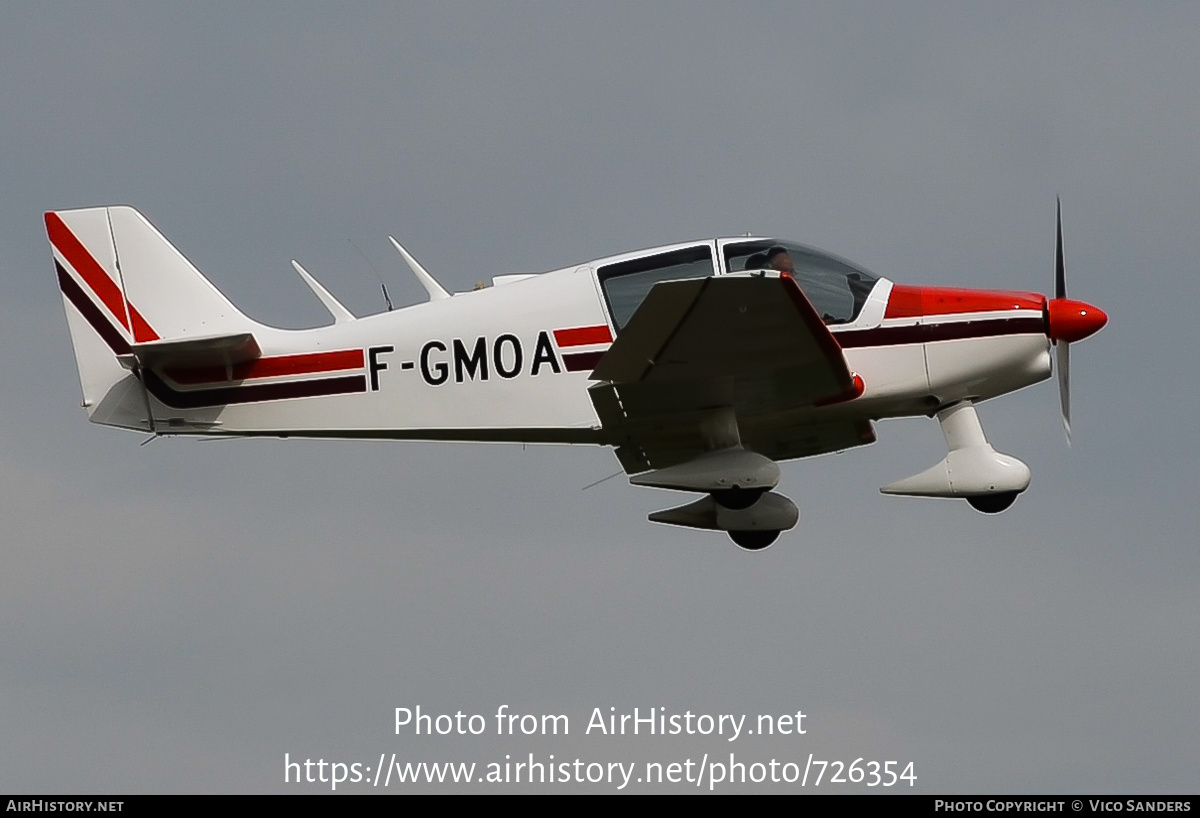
[48,206,258,429]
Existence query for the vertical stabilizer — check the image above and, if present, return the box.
[104,206,254,339]
[47,206,258,430]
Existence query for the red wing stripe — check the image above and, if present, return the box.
[779,274,853,377]
[554,325,612,347]
[46,212,161,342]
[164,350,366,385]
[814,373,866,407]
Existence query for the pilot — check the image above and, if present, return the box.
[764,245,795,275]
[765,245,835,325]
[743,252,768,271]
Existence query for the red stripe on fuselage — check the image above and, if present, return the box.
[554,325,613,347]
[164,349,366,385]
[884,285,1045,319]
[46,211,160,342]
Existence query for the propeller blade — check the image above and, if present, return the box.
[1055,196,1066,300]
[1057,340,1071,445]
[1054,196,1070,443]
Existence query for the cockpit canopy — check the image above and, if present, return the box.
[596,239,879,332]
[722,239,878,325]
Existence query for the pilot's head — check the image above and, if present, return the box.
[765,246,794,274]
[744,252,767,270]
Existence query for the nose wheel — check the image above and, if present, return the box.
[881,401,1031,506]
[729,529,781,550]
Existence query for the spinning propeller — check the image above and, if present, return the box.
[1045,198,1108,442]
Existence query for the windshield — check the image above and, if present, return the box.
[724,240,878,324]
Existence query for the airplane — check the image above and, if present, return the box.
[46,203,1106,550]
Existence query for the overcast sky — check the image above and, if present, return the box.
[2,2,1197,793]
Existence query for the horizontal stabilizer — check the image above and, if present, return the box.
[124,332,261,372]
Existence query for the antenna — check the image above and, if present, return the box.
[581,470,624,491]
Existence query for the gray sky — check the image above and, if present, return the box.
[2,2,1197,793]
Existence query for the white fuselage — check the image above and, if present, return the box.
[137,268,1051,443]
[52,214,1052,449]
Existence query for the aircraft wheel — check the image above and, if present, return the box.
[712,487,766,510]
[966,492,1019,514]
[729,530,780,551]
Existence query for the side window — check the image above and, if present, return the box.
[598,246,715,331]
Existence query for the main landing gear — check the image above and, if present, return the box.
[966,492,1019,514]
[635,447,797,551]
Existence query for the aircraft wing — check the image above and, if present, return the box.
[588,273,873,473]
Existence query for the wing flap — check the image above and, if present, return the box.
[599,399,876,472]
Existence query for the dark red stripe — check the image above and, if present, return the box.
[554,325,612,347]
[46,212,160,341]
[165,349,365,385]
[143,370,367,409]
[835,317,1046,349]
[563,350,606,372]
[57,261,131,354]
